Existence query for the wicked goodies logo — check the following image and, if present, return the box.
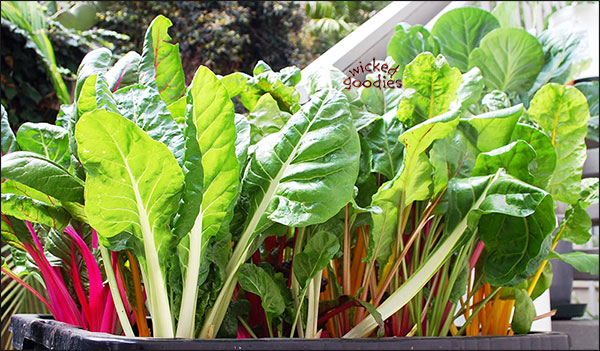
[344,57,402,90]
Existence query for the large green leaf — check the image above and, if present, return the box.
[431,7,500,72]
[105,51,142,92]
[464,104,523,152]
[558,178,598,245]
[75,108,183,337]
[530,29,583,95]
[293,231,340,290]
[527,83,589,203]
[74,47,112,100]
[0,193,69,232]
[397,53,462,127]
[574,81,599,142]
[15,123,69,168]
[1,105,18,154]
[248,93,291,145]
[220,72,251,98]
[113,84,185,165]
[454,67,484,110]
[238,263,285,316]
[512,288,535,334]
[367,110,460,267]
[387,23,440,78]
[430,130,477,195]
[469,28,544,93]
[510,123,556,190]
[548,251,599,275]
[77,74,120,116]
[364,111,404,179]
[139,15,186,105]
[234,113,251,176]
[1,151,84,203]
[247,70,300,113]
[472,140,536,183]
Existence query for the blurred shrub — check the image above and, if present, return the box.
[96,1,312,81]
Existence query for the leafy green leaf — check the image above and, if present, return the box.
[510,123,556,190]
[548,251,599,275]
[481,90,511,111]
[527,83,589,203]
[574,81,599,142]
[1,105,18,154]
[430,130,477,195]
[234,113,250,177]
[0,193,69,232]
[1,151,84,203]
[105,51,141,92]
[397,53,462,127]
[248,93,291,145]
[491,1,520,28]
[469,28,544,92]
[75,108,183,337]
[167,96,186,125]
[364,111,404,179]
[293,231,340,290]
[512,288,535,334]
[472,140,536,183]
[15,123,69,168]
[74,47,112,100]
[431,7,500,72]
[387,23,440,78]
[464,104,523,152]
[454,67,484,110]
[238,263,285,316]
[139,15,186,105]
[220,72,251,98]
[113,84,185,165]
[77,74,119,116]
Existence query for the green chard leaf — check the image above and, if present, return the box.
[454,67,484,110]
[469,28,544,93]
[1,151,84,203]
[2,105,18,154]
[167,96,187,125]
[139,15,186,105]
[105,51,142,92]
[387,23,440,78]
[511,288,536,334]
[397,53,462,127]
[527,83,590,203]
[548,251,599,275]
[293,231,340,290]
[510,123,556,190]
[574,81,599,142]
[248,93,291,145]
[430,129,477,195]
[364,110,404,180]
[464,104,523,152]
[472,140,536,184]
[75,108,184,337]
[15,122,70,168]
[558,178,598,245]
[482,90,511,111]
[74,47,113,100]
[234,113,251,176]
[431,7,500,73]
[238,263,285,316]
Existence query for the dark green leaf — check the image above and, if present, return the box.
[15,123,69,168]
[548,251,599,275]
[238,263,285,316]
[472,140,536,184]
[510,123,556,190]
[1,105,18,154]
[293,231,340,289]
[464,104,523,152]
[511,288,535,334]
[387,23,440,78]
[364,111,404,179]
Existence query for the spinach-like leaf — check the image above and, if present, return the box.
[511,288,535,334]
[510,123,556,190]
[431,7,500,73]
[364,111,404,180]
[481,90,511,111]
[248,93,291,145]
[293,231,340,290]
[105,51,141,92]
[397,53,462,127]
[15,122,70,168]
[75,108,184,337]
[574,81,599,142]
[139,15,186,105]
[387,23,440,78]
[527,83,589,203]
[464,104,523,152]
[469,28,544,93]
[549,251,599,275]
[74,47,112,100]
[472,140,536,183]
[1,151,84,203]
[238,263,285,316]
[2,105,18,154]
[430,130,477,195]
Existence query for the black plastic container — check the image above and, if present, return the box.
[10,314,571,350]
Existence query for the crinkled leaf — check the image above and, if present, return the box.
[364,111,404,179]
[241,88,360,236]
[512,288,535,334]
[248,93,291,145]
[548,251,599,275]
[481,90,511,111]
[469,28,544,92]
[527,83,589,203]
[0,193,69,232]
[105,51,141,92]
[510,123,556,190]
[387,23,440,78]
[464,104,523,152]
[74,47,112,100]
[77,74,120,116]
[220,72,251,98]
[472,140,536,184]
[238,263,285,316]
[1,151,84,203]
[293,231,340,290]
[431,7,500,72]
[113,84,185,165]
[430,130,477,195]
[247,70,300,113]
[15,122,69,168]
[453,67,484,110]
[397,53,462,127]
[1,105,18,154]
[139,15,186,105]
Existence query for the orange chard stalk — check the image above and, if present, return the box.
[126,251,150,337]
